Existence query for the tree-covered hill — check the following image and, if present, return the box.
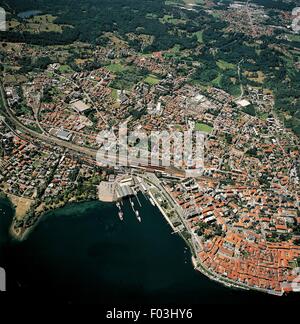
[0,0,199,50]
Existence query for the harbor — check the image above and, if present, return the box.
[115,196,141,223]
[0,195,294,304]
[99,174,148,224]
[97,172,187,238]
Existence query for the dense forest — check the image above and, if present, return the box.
[0,0,198,50]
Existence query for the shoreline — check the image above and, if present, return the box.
[147,190,177,232]
[2,191,287,296]
[140,186,285,297]
[6,194,33,220]
[191,256,283,297]
[143,182,259,294]
[8,196,99,242]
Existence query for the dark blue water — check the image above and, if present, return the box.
[0,195,300,304]
[0,198,13,260]
[17,10,42,19]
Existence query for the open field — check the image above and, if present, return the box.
[195,122,213,133]
[28,15,63,32]
[217,60,235,70]
[244,70,265,84]
[183,0,204,4]
[212,73,222,87]
[287,34,300,42]
[195,30,204,43]
[159,15,187,25]
[8,194,33,220]
[144,74,161,85]
[59,65,74,73]
[106,63,127,73]
[110,88,119,100]
[7,20,21,30]
[6,14,69,34]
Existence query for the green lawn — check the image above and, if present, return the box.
[110,88,119,100]
[165,0,184,4]
[146,13,158,19]
[183,0,204,4]
[195,122,213,133]
[212,73,222,87]
[210,12,221,18]
[47,71,55,78]
[144,74,160,85]
[195,30,204,43]
[59,65,74,73]
[26,14,64,33]
[230,85,242,98]
[110,66,146,90]
[106,63,127,73]
[159,14,186,25]
[287,34,300,42]
[258,112,268,120]
[216,60,235,70]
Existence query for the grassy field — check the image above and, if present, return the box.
[210,12,221,18]
[183,0,204,4]
[27,14,64,33]
[6,14,67,34]
[231,85,242,98]
[110,88,119,100]
[3,74,28,84]
[146,13,158,19]
[216,60,235,70]
[75,58,93,65]
[258,112,269,120]
[165,1,205,8]
[165,0,185,5]
[159,14,186,25]
[144,74,161,85]
[195,30,204,43]
[169,44,181,53]
[212,73,222,87]
[195,122,213,133]
[59,65,74,73]
[106,63,127,73]
[244,70,265,84]
[109,63,150,90]
[47,72,55,78]
[287,34,300,42]
[7,20,21,30]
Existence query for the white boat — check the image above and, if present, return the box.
[149,198,155,206]
[118,211,124,221]
[135,210,141,222]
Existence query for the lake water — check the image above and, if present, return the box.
[17,10,42,19]
[0,195,299,304]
